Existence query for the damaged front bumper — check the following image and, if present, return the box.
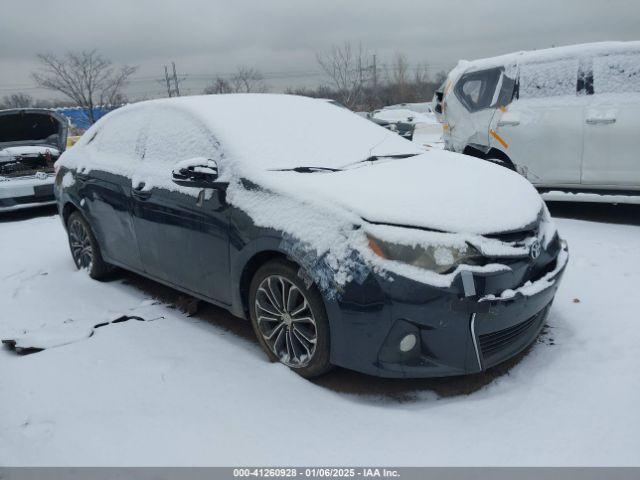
[0,173,56,212]
[326,241,569,378]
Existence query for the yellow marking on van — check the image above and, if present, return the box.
[442,123,450,131]
[443,81,452,97]
[490,129,509,149]
[499,105,507,113]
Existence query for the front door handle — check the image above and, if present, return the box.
[586,117,616,125]
[132,184,152,200]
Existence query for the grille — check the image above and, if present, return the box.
[479,309,545,358]
[485,226,538,244]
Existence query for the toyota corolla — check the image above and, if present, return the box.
[54,94,568,378]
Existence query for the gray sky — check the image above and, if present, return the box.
[1,0,638,100]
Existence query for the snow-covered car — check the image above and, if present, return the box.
[381,102,435,115]
[55,94,568,379]
[440,41,640,193]
[370,108,420,139]
[0,108,68,212]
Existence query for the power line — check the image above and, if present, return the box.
[0,61,455,102]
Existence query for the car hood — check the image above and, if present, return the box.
[0,109,68,153]
[254,150,543,235]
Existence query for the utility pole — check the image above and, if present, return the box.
[371,54,378,109]
[164,65,173,97]
[172,62,181,97]
[372,54,378,92]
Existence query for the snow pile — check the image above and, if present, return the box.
[0,214,638,466]
[542,191,640,205]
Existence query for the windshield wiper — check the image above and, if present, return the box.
[359,153,420,163]
[340,153,420,169]
[271,166,342,173]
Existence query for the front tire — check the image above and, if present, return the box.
[66,211,113,280]
[249,259,332,378]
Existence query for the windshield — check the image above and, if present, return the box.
[160,94,424,171]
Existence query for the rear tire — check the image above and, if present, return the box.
[249,259,332,378]
[66,211,113,280]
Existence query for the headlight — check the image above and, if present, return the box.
[367,234,483,274]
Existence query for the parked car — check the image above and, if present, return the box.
[439,41,640,193]
[381,102,435,115]
[55,94,567,379]
[370,108,418,139]
[0,109,68,212]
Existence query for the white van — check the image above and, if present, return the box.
[439,41,640,193]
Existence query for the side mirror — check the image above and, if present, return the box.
[172,158,224,189]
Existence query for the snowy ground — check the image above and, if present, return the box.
[1,204,639,466]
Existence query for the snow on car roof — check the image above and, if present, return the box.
[455,40,640,74]
[93,94,423,171]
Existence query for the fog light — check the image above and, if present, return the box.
[399,333,417,352]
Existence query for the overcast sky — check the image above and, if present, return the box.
[1,0,638,100]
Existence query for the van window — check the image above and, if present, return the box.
[518,58,579,99]
[577,59,594,96]
[592,52,640,94]
[454,68,503,112]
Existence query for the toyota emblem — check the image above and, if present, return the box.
[530,240,541,260]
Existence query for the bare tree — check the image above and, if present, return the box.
[433,70,448,86]
[316,42,369,109]
[204,77,234,94]
[1,93,34,109]
[386,53,412,104]
[204,67,268,95]
[390,53,410,86]
[413,62,430,85]
[231,67,268,93]
[32,50,137,124]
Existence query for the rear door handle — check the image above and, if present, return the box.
[132,184,152,200]
[497,120,520,127]
[586,118,616,125]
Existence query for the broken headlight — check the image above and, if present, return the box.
[367,234,483,274]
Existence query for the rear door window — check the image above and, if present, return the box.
[518,58,579,99]
[592,52,640,94]
[143,108,220,166]
[92,109,148,160]
[454,68,503,112]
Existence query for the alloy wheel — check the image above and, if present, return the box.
[254,275,318,367]
[68,219,94,270]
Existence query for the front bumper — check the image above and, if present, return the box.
[327,243,568,378]
[0,174,55,212]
